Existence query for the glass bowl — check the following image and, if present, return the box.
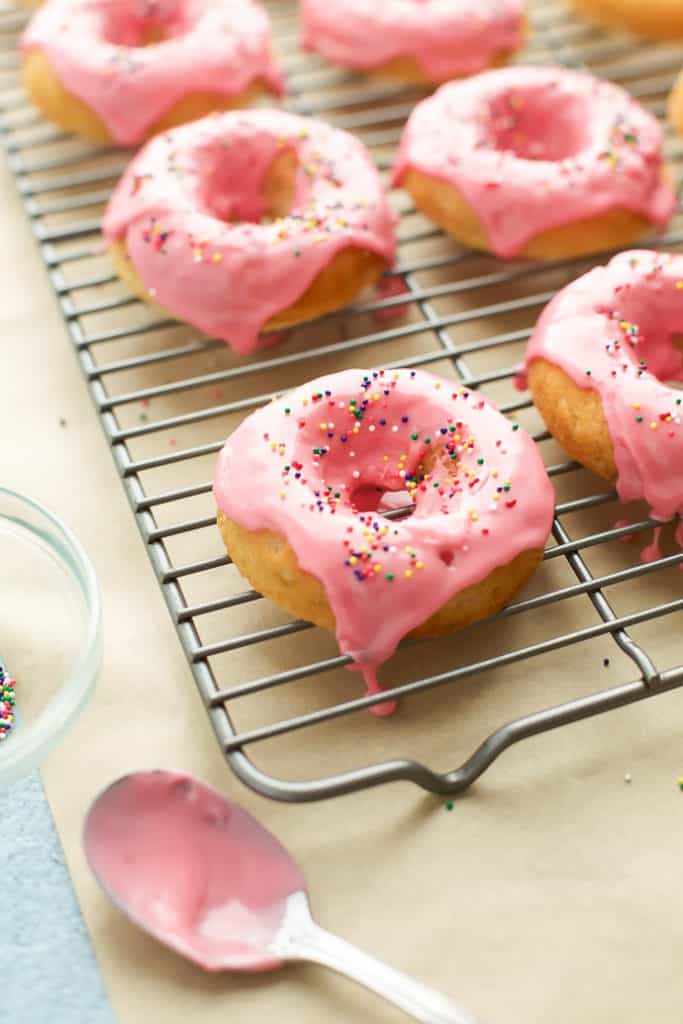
[0,487,102,783]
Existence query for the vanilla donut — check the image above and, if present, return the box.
[668,70,683,138]
[393,66,675,261]
[300,0,525,85]
[21,0,283,146]
[214,368,555,711]
[525,250,683,547]
[571,0,683,41]
[103,110,396,354]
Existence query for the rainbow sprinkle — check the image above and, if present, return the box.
[0,665,16,741]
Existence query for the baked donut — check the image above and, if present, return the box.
[21,0,283,146]
[668,71,683,138]
[525,250,683,545]
[300,0,525,85]
[392,66,675,261]
[103,110,396,354]
[214,368,555,711]
[570,0,683,41]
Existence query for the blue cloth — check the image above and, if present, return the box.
[0,771,116,1024]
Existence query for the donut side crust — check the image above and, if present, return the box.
[571,0,683,40]
[366,46,518,86]
[400,167,657,261]
[22,49,271,145]
[217,510,545,640]
[668,70,683,136]
[109,238,387,335]
[527,358,617,481]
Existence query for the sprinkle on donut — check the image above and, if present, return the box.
[214,368,555,710]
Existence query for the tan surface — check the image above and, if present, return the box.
[572,0,683,40]
[218,514,544,638]
[3,88,683,1024]
[22,50,270,145]
[400,167,658,261]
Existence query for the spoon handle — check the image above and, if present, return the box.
[275,894,479,1024]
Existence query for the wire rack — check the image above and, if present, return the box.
[1,0,682,802]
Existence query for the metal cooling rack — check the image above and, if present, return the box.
[2,0,682,802]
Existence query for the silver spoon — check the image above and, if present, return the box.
[84,770,479,1024]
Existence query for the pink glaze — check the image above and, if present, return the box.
[300,0,523,82]
[213,367,555,707]
[84,771,306,972]
[21,0,283,146]
[103,109,396,353]
[372,275,410,323]
[392,67,675,259]
[526,250,683,545]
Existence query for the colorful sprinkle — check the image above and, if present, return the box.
[0,666,17,741]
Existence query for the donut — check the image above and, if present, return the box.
[668,71,683,138]
[300,0,525,85]
[213,368,555,711]
[392,66,676,261]
[20,0,283,146]
[570,0,683,41]
[525,250,683,548]
[103,110,396,354]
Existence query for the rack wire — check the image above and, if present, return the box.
[2,0,682,802]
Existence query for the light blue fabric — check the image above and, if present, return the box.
[0,770,116,1023]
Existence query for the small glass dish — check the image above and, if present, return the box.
[0,487,102,783]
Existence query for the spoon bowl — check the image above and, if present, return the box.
[84,770,305,971]
[85,770,479,1024]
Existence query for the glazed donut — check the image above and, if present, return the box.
[525,250,683,542]
[103,110,396,354]
[21,0,283,146]
[571,0,683,41]
[300,0,525,85]
[214,367,555,710]
[392,66,675,261]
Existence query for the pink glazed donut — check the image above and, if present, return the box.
[393,66,676,260]
[21,0,284,146]
[103,110,397,354]
[214,367,555,711]
[525,250,683,548]
[300,0,525,84]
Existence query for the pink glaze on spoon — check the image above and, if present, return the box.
[85,771,479,1023]
[84,770,304,971]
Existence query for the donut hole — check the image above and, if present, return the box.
[350,484,414,518]
[439,549,455,567]
[199,148,298,224]
[101,3,191,47]
[486,87,588,161]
